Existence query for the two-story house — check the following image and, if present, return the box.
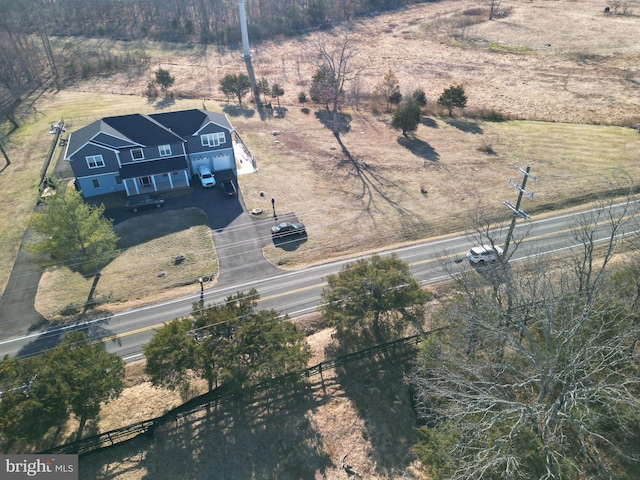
[65,108,236,198]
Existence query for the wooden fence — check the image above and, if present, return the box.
[42,330,438,456]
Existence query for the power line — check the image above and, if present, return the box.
[503,164,536,256]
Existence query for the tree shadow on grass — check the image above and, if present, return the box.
[445,118,483,134]
[397,136,440,164]
[334,356,422,477]
[314,109,352,134]
[152,97,176,110]
[421,117,438,129]
[331,133,427,231]
[263,104,289,120]
[223,104,256,119]
[79,383,335,480]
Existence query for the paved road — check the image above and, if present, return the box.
[1,199,638,361]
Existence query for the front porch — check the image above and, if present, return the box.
[123,170,190,196]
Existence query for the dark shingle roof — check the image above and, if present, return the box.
[148,109,207,137]
[66,109,234,161]
[150,109,233,136]
[102,114,185,146]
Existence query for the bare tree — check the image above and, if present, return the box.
[412,195,640,479]
[487,0,503,20]
[313,32,360,136]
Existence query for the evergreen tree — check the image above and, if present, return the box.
[46,332,125,441]
[271,83,284,109]
[154,68,175,98]
[257,77,270,105]
[412,87,427,107]
[437,84,467,116]
[391,98,421,137]
[27,181,119,274]
[143,318,198,393]
[321,254,429,350]
[373,69,402,113]
[219,73,251,105]
[0,356,68,451]
[0,332,125,448]
[309,64,336,110]
[145,290,310,394]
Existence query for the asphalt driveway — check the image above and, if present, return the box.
[0,170,288,339]
[100,171,289,288]
[159,176,284,287]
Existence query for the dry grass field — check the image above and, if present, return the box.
[58,0,640,270]
[2,0,640,478]
[31,1,640,315]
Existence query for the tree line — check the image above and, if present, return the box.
[0,0,423,139]
[2,0,422,44]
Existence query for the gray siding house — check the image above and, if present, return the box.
[65,108,235,198]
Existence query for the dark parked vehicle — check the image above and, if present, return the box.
[221,179,237,196]
[271,222,306,238]
[125,194,165,212]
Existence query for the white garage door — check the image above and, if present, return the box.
[191,159,209,173]
[212,154,233,171]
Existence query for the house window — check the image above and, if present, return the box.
[86,155,105,169]
[115,175,122,185]
[159,145,172,157]
[92,178,101,189]
[172,171,180,176]
[139,176,151,186]
[201,132,226,147]
[131,148,144,160]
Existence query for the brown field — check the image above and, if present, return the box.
[5,0,640,478]
[33,0,640,314]
[70,0,640,270]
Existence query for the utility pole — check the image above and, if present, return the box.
[238,0,261,111]
[503,164,536,256]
